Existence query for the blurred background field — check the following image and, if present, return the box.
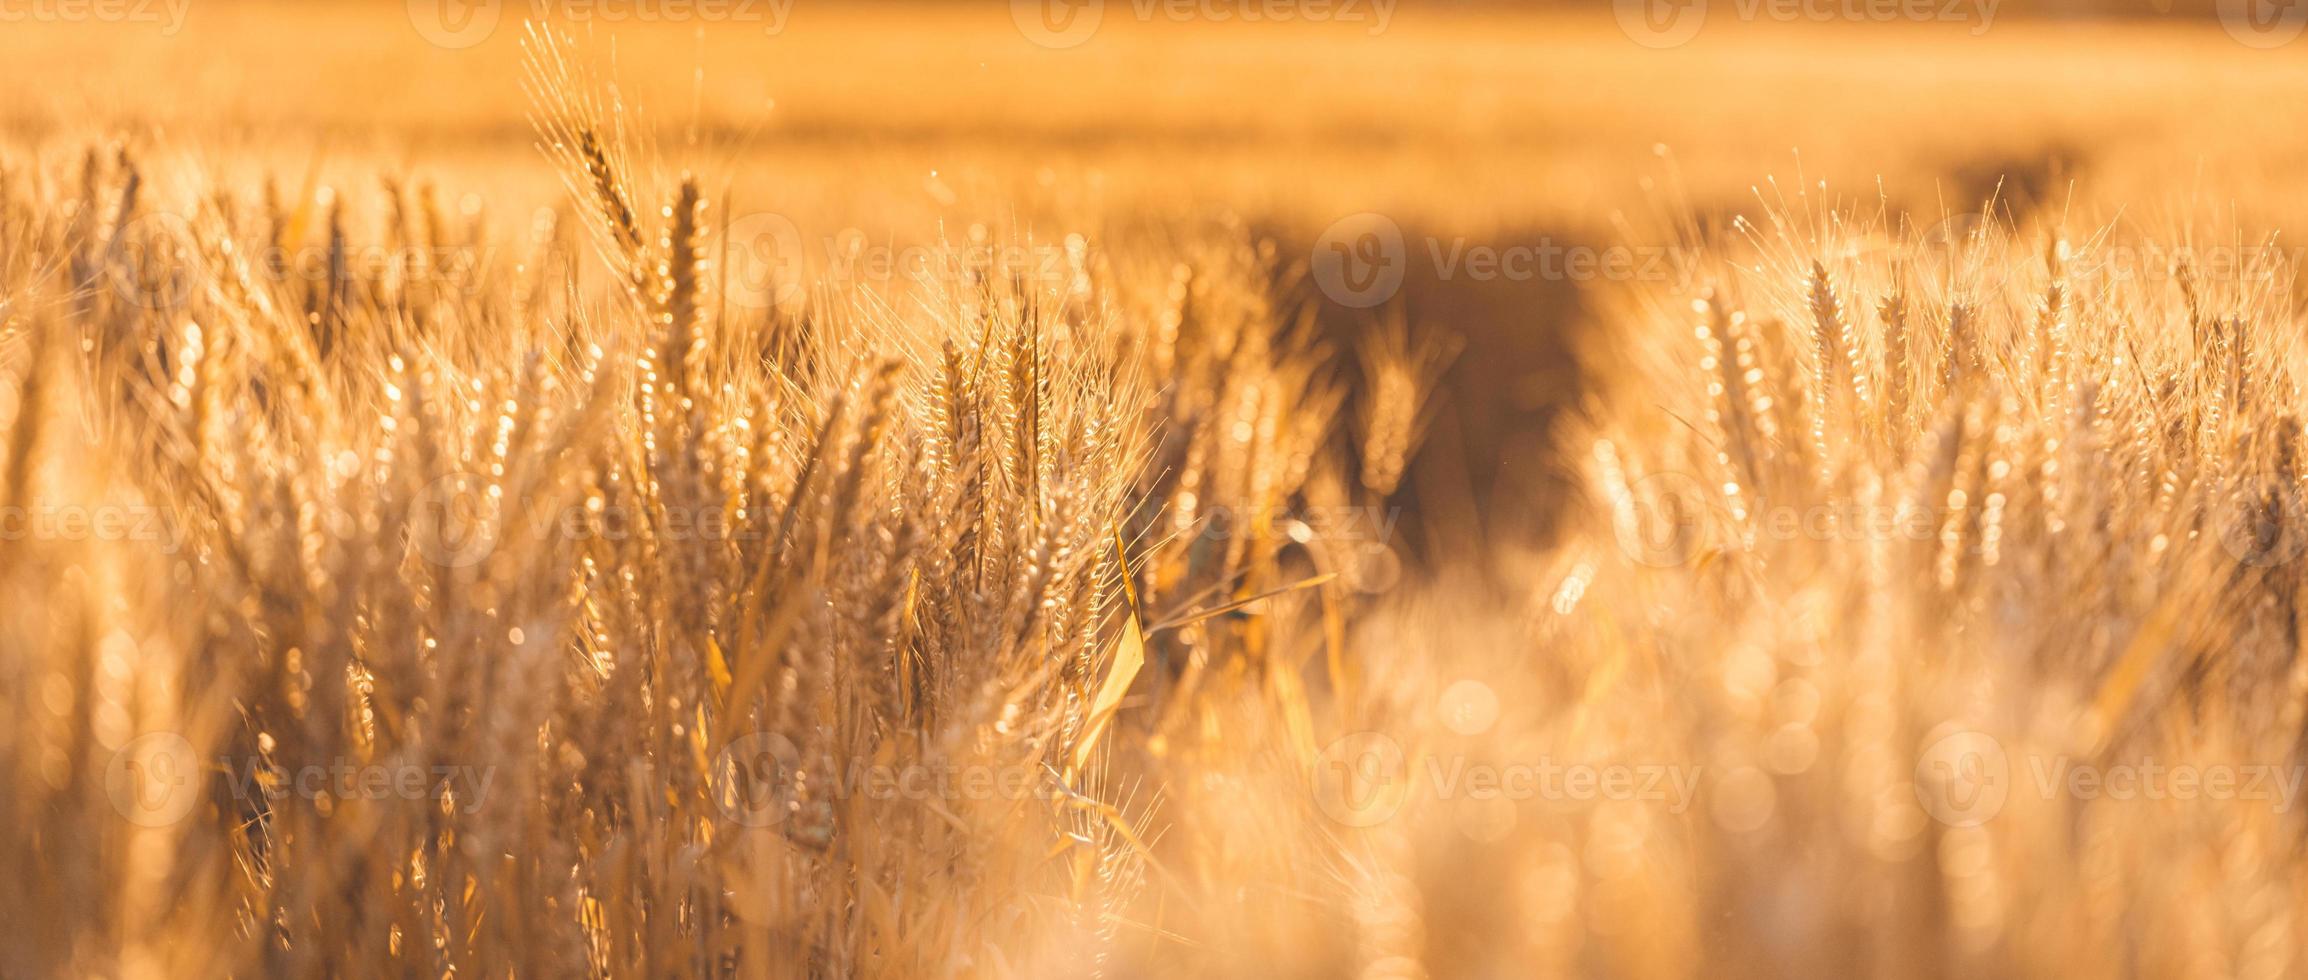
[5,1,2306,231]
[7,1,2305,530]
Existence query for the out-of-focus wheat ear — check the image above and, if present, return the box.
[762,381,852,573]
[261,176,288,278]
[104,147,141,256]
[2059,376,2111,530]
[498,353,551,497]
[1942,301,1980,401]
[2177,255,2206,341]
[382,175,411,254]
[1879,267,1912,438]
[314,196,347,359]
[831,358,903,540]
[2279,434,2308,731]
[1,316,51,516]
[1004,316,1042,512]
[1753,314,1814,486]
[1697,293,1756,527]
[1024,487,1083,658]
[1594,438,1656,568]
[1721,302,1783,462]
[2017,241,2072,537]
[2146,376,2191,531]
[65,148,103,293]
[168,318,210,460]
[71,145,100,227]
[2194,314,2235,468]
[2262,410,2299,524]
[2034,236,2070,408]
[1976,388,2019,571]
[1807,260,1867,453]
[654,178,712,516]
[1034,295,1060,491]
[417,179,447,254]
[1355,315,1458,498]
[1359,361,1416,497]
[659,178,704,400]
[1932,390,2000,593]
[2271,416,2308,663]
[2099,318,2151,488]
[381,177,420,326]
[2226,314,2251,441]
[1909,400,1964,578]
[927,338,969,478]
[857,505,927,730]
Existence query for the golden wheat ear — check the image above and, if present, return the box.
[522,24,657,303]
[1356,312,1460,498]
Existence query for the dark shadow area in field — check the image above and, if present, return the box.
[1273,217,1595,565]
[1946,143,2084,221]
[1276,147,2083,570]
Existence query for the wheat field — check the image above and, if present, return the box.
[7,2,2308,978]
